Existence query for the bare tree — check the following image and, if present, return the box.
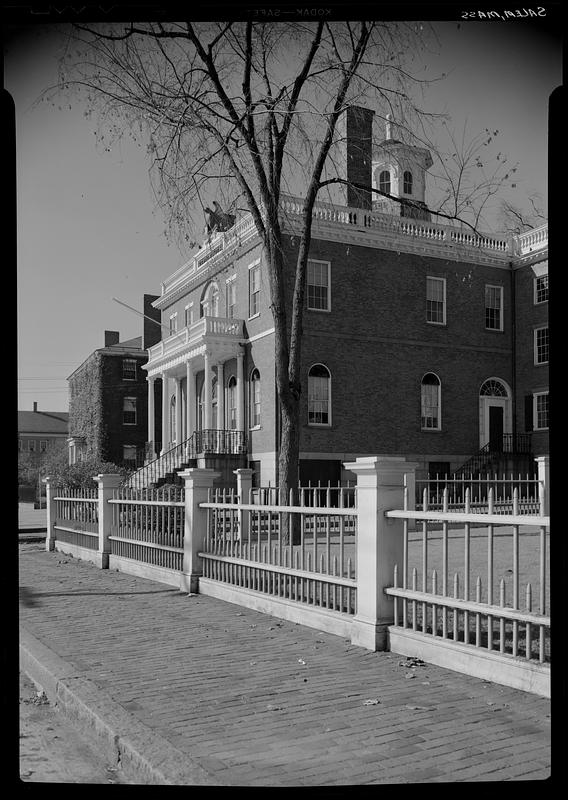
[47,20,520,502]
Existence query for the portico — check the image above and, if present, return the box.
[144,316,247,460]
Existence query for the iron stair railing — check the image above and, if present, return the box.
[124,429,248,490]
[452,433,533,479]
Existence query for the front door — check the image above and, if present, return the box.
[489,405,504,452]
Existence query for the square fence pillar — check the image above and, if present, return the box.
[234,468,254,541]
[43,476,57,552]
[179,468,221,594]
[344,456,418,651]
[535,455,549,516]
[94,473,122,569]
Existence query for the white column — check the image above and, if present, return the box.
[174,377,182,445]
[535,455,550,516]
[204,351,212,429]
[186,361,194,439]
[344,456,419,651]
[161,372,169,453]
[217,362,225,430]
[147,376,155,457]
[236,351,245,431]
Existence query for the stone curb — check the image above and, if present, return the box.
[19,628,224,786]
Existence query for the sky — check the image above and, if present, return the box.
[6,14,562,412]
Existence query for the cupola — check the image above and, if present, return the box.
[372,115,433,220]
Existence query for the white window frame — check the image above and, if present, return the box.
[403,170,413,195]
[307,259,331,312]
[426,276,446,326]
[169,312,178,335]
[184,303,193,328]
[421,372,442,431]
[485,284,504,331]
[226,276,237,319]
[227,376,237,430]
[123,397,137,426]
[122,358,137,381]
[534,325,549,365]
[307,363,332,426]
[123,444,138,464]
[533,391,549,430]
[248,260,261,319]
[39,440,48,452]
[28,439,36,452]
[249,369,261,428]
[534,274,549,305]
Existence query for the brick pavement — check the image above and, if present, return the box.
[18,542,552,785]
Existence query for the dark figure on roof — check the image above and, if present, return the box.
[204,201,236,234]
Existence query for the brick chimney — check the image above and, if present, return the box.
[340,105,375,210]
[104,330,120,347]
[142,294,161,350]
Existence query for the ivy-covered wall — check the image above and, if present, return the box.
[68,353,105,459]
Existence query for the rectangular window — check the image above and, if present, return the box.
[534,326,549,364]
[534,392,549,430]
[485,285,503,330]
[123,444,138,465]
[18,439,23,452]
[169,313,178,335]
[307,260,331,311]
[426,277,446,325]
[39,440,48,453]
[184,304,193,328]
[122,358,137,381]
[226,278,236,319]
[123,397,137,425]
[249,262,260,318]
[534,274,549,304]
[28,439,36,452]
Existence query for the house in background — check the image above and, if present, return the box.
[127,106,548,489]
[67,294,163,468]
[18,402,69,500]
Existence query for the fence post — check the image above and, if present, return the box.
[534,455,549,516]
[234,468,254,541]
[43,476,56,552]
[344,456,418,651]
[94,473,122,569]
[179,468,221,594]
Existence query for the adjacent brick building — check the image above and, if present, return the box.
[138,107,548,487]
[67,295,162,467]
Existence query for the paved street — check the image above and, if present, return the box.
[19,541,551,785]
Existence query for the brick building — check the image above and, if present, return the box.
[136,107,548,488]
[67,295,162,468]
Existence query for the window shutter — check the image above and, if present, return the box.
[524,395,533,432]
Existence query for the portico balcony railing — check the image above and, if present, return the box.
[147,315,244,367]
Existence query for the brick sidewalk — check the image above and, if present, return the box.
[18,543,551,785]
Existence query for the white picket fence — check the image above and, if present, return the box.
[43,457,550,696]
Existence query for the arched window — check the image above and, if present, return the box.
[201,282,219,318]
[479,379,508,397]
[403,170,413,195]
[227,376,237,430]
[379,170,391,195]
[308,364,331,425]
[421,373,441,430]
[250,369,261,428]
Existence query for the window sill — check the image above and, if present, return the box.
[308,423,332,428]
[534,362,549,367]
[421,428,442,433]
[307,307,331,313]
[426,321,446,327]
[485,328,504,333]
[248,313,260,321]
[249,425,262,431]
